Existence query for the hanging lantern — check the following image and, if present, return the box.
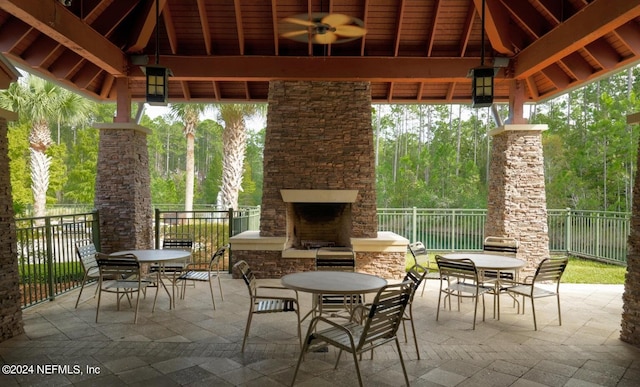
[471,67,494,108]
[145,65,170,105]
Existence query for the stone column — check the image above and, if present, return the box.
[485,124,550,270]
[0,109,24,341]
[622,112,640,345]
[95,123,153,253]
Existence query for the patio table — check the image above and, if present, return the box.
[111,249,191,310]
[439,252,526,319]
[281,271,387,321]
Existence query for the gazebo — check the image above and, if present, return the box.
[1,0,640,345]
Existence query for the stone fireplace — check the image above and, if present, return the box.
[230,81,408,279]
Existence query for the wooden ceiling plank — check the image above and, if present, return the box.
[445,82,455,101]
[514,0,640,79]
[614,22,640,55]
[0,0,126,75]
[426,0,442,57]
[472,0,515,56]
[22,36,62,68]
[197,0,212,55]
[562,52,593,81]
[541,63,571,89]
[585,38,622,70]
[73,63,102,90]
[530,0,564,24]
[244,81,250,100]
[500,0,547,40]
[126,0,167,54]
[0,16,32,53]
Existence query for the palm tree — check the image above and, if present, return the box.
[217,104,265,210]
[169,103,210,212]
[0,75,92,218]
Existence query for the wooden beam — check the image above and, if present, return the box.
[514,0,640,79]
[126,0,168,54]
[473,0,516,56]
[627,112,640,124]
[0,0,127,75]
[197,0,211,55]
[129,56,486,82]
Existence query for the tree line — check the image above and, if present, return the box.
[2,66,640,216]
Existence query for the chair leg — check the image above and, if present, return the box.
[350,349,363,387]
[75,276,88,308]
[420,281,426,297]
[395,337,410,386]
[436,288,442,321]
[408,309,420,360]
[95,280,102,323]
[291,320,317,386]
[133,287,141,324]
[217,276,224,301]
[557,294,562,326]
[241,308,254,352]
[531,298,538,331]
[208,279,216,311]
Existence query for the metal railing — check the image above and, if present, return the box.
[13,206,628,309]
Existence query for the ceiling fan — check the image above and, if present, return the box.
[279,13,367,44]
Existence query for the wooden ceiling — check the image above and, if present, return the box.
[1,0,639,104]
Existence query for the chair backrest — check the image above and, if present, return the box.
[404,264,427,301]
[532,257,568,285]
[234,260,257,296]
[315,247,355,271]
[162,234,194,251]
[96,253,141,279]
[408,241,429,266]
[357,281,413,349]
[209,244,229,270]
[75,239,98,272]
[483,236,518,256]
[435,256,479,283]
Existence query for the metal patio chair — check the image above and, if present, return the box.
[234,260,301,352]
[506,257,569,330]
[408,241,439,297]
[291,281,413,387]
[74,238,100,308]
[435,255,493,330]
[177,244,227,310]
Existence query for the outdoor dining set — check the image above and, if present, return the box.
[73,235,569,387]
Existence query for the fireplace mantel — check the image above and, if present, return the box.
[280,189,359,203]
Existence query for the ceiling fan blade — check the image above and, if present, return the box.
[321,14,352,27]
[313,32,337,44]
[334,25,367,38]
[282,17,315,27]
[280,30,309,38]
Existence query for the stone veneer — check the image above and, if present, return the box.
[485,124,550,272]
[231,81,407,279]
[0,112,24,341]
[622,113,640,345]
[95,123,153,252]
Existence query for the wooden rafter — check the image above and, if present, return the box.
[197,0,211,55]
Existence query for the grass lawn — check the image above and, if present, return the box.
[407,253,626,285]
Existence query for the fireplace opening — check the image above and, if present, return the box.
[286,202,352,249]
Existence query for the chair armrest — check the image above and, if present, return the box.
[256,285,299,300]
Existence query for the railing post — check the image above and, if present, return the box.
[92,209,101,252]
[565,208,571,255]
[44,217,55,301]
[451,209,457,250]
[412,207,417,243]
[154,208,161,249]
[228,208,234,274]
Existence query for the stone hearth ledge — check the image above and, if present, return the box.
[230,231,408,259]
